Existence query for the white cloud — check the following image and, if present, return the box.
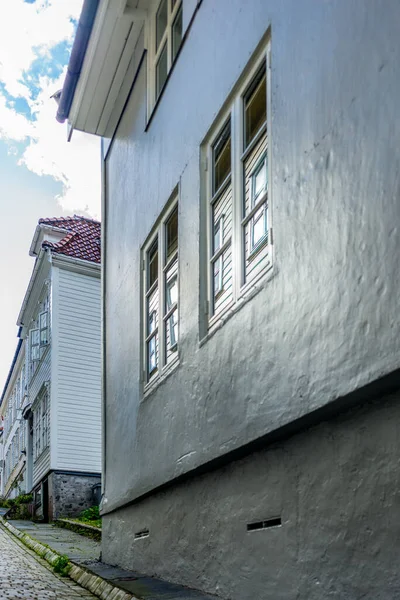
[0,94,35,141]
[21,73,101,217]
[0,0,83,100]
[0,0,101,218]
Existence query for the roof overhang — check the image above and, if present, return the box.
[29,224,69,257]
[60,0,148,138]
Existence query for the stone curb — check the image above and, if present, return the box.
[0,518,135,600]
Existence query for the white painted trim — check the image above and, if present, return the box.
[201,35,273,335]
[142,192,179,390]
[146,0,182,119]
[51,254,101,278]
[50,265,59,470]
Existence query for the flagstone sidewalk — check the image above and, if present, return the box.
[3,518,218,600]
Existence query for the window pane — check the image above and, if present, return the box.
[252,157,267,205]
[213,121,231,193]
[40,312,47,329]
[251,206,267,249]
[148,310,157,335]
[172,4,183,61]
[167,310,178,348]
[166,276,178,311]
[156,0,168,51]
[156,43,168,98]
[213,256,223,297]
[213,216,223,254]
[148,335,158,375]
[165,207,178,263]
[148,238,158,289]
[244,64,266,148]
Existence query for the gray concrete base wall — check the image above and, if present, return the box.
[49,473,101,520]
[102,390,400,600]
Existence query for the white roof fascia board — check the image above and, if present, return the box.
[69,0,148,135]
[51,253,101,278]
[17,251,51,334]
[97,19,144,135]
[84,16,133,134]
[69,0,113,130]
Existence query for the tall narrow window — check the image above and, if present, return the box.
[30,329,40,362]
[164,206,178,361]
[39,311,48,345]
[34,409,41,459]
[146,239,159,379]
[143,199,179,385]
[41,392,49,451]
[152,0,182,104]
[242,60,269,280]
[203,44,271,331]
[209,120,233,317]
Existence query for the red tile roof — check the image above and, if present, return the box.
[39,215,101,264]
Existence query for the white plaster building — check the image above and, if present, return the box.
[58,1,400,598]
[0,216,102,521]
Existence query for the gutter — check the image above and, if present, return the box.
[56,0,99,124]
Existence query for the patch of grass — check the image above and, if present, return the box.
[71,517,102,528]
[53,554,71,577]
[70,505,101,529]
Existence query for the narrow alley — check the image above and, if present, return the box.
[0,526,96,600]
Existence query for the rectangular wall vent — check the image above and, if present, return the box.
[247,517,281,532]
[134,529,149,540]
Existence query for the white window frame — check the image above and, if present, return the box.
[147,0,183,115]
[203,41,273,328]
[248,153,268,254]
[34,408,41,459]
[213,215,225,298]
[39,311,49,346]
[30,328,40,362]
[142,197,179,388]
[33,387,49,460]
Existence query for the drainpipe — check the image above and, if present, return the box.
[56,0,99,124]
[100,138,107,513]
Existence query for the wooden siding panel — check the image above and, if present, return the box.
[33,447,50,487]
[55,268,101,473]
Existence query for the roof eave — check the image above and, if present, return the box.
[56,0,100,124]
[61,0,148,138]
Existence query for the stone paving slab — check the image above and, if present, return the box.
[8,520,100,562]
[0,525,97,599]
[78,561,217,600]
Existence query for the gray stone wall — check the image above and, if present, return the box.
[49,473,101,520]
[102,390,400,600]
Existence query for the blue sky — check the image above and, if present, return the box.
[0,0,100,389]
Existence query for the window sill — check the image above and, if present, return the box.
[142,354,180,400]
[200,261,276,347]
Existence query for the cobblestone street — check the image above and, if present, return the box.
[0,527,97,600]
